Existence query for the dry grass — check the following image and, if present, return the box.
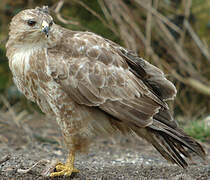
[0,96,63,148]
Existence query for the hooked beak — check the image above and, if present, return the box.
[41,20,50,37]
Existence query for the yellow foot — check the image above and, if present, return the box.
[50,162,79,177]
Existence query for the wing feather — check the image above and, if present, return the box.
[47,32,174,127]
[118,48,177,101]
[104,38,177,101]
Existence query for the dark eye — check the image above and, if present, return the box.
[27,20,36,26]
[49,21,53,26]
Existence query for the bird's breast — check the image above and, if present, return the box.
[9,48,52,103]
[9,49,32,78]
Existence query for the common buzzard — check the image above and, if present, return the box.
[6,6,205,177]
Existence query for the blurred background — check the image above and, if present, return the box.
[0,0,210,144]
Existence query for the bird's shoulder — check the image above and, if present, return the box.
[47,29,128,69]
[47,28,176,105]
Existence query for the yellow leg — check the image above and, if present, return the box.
[50,150,79,177]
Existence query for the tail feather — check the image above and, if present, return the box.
[159,133,188,168]
[170,141,192,160]
[151,120,206,159]
[132,120,206,168]
[146,131,178,165]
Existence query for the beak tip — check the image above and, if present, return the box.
[42,27,50,37]
[41,20,50,37]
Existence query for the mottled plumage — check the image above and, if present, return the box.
[6,6,205,176]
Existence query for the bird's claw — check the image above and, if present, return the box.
[50,162,79,177]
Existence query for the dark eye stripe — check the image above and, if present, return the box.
[27,20,36,26]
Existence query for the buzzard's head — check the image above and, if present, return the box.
[8,6,54,45]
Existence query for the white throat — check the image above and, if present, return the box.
[9,44,44,77]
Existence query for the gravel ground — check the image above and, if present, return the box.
[0,113,210,180]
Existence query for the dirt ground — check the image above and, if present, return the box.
[0,112,210,180]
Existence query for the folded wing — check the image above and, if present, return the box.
[47,32,175,128]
